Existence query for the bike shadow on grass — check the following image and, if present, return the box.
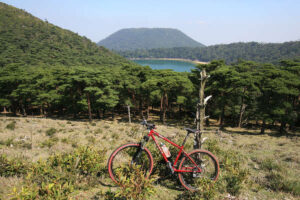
[152,166,185,191]
[156,176,185,191]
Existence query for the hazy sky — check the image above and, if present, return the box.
[2,0,300,45]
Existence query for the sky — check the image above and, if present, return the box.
[1,0,300,46]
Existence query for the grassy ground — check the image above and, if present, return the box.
[0,115,299,199]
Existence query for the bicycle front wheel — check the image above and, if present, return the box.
[107,143,154,184]
[178,149,219,191]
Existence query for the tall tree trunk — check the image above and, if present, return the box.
[102,109,105,119]
[195,69,208,149]
[280,121,286,135]
[220,106,225,126]
[21,103,27,117]
[260,119,266,134]
[238,104,247,128]
[97,109,101,119]
[127,105,131,123]
[86,93,92,121]
[163,92,168,124]
[146,99,150,119]
[40,107,43,116]
[111,108,114,119]
[160,95,163,122]
[139,98,143,118]
[132,92,136,117]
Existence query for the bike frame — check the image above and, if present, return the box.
[147,129,202,173]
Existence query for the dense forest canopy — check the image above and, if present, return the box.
[98,28,205,51]
[1,59,299,134]
[0,2,131,68]
[118,41,300,64]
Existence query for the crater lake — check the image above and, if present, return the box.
[132,59,197,72]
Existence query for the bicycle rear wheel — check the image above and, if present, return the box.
[178,149,219,191]
[107,143,154,184]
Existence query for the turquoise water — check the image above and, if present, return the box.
[133,59,196,72]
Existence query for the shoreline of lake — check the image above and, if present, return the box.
[129,57,208,65]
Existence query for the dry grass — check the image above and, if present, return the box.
[0,116,299,199]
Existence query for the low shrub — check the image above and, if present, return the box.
[114,164,157,200]
[0,137,14,147]
[260,158,283,172]
[6,121,16,130]
[0,154,30,177]
[177,178,217,200]
[40,137,59,148]
[205,139,249,196]
[86,135,96,144]
[48,146,106,176]
[45,128,57,137]
[129,125,140,137]
[263,167,300,196]
[10,146,107,199]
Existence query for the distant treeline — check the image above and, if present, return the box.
[118,41,300,64]
[1,59,299,134]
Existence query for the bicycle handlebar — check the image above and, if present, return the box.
[140,119,155,130]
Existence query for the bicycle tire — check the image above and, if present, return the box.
[178,149,219,191]
[108,143,154,184]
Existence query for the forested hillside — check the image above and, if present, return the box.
[118,41,300,64]
[0,2,130,67]
[98,28,205,51]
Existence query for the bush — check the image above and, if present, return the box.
[260,158,283,172]
[0,154,30,177]
[263,168,300,196]
[48,146,106,176]
[204,139,249,196]
[45,128,57,137]
[6,121,16,130]
[113,164,157,200]
[40,137,59,148]
[86,135,96,144]
[177,178,217,200]
[10,146,107,200]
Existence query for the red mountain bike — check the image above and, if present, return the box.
[107,120,219,191]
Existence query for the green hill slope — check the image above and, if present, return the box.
[118,41,300,64]
[0,2,129,67]
[98,28,205,51]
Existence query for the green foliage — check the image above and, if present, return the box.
[0,137,14,147]
[98,28,204,51]
[6,121,16,130]
[9,146,106,199]
[204,139,249,196]
[45,128,57,137]
[114,164,157,200]
[40,137,59,148]
[119,41,300,64]
[0,2,130,68]
[259,159,300,195]
[178,178,217,200]
[48,146,106,176]
[0,155,29,177]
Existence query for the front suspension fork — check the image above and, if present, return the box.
[131,136,149,164]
